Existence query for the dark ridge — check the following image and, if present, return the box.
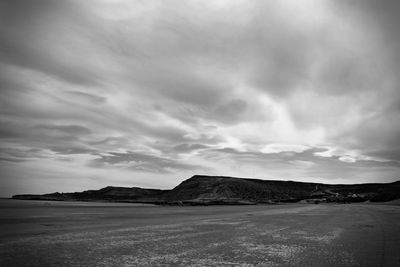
[12,175,400,205]
[12,186,167,203]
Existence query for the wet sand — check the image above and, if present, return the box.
[0,200,399,266]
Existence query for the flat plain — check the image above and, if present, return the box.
[0,199,399,266]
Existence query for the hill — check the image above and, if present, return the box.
[163,175,400,204]
[13,186,166,203]
[12,175,400,205]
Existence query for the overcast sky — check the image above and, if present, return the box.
[1,0,400,196]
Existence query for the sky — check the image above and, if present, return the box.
[1,0,400,196]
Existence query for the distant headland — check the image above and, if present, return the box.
[12,175,400,205]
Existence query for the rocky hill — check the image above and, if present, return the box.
[12,175,400,205]
[163,176,318,204]
[163,175,400,204]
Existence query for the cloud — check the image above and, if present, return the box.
[91,151,205,174]
[36,124,92,136]
[0,0,103,85]
[51,146,96,155]
[0,147,47,162]
[338,156,356,163]
[173,143,210,153]
[64,91,107,104]
[261,144,310,154]
[289,160,316,168]
[213,99,248,124]
[1,0,400,195]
